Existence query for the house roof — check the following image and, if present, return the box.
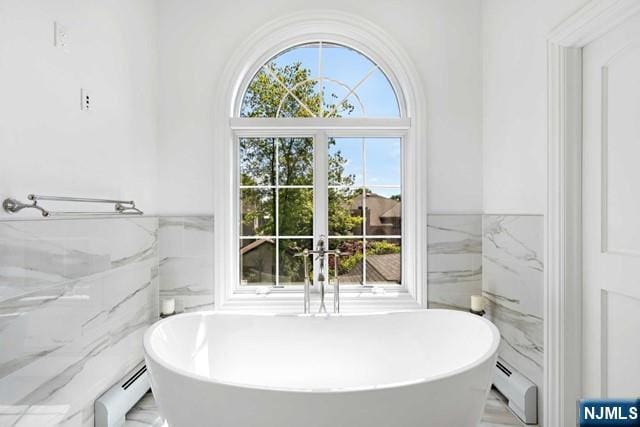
[349,193,401,226]
[339,253,401,284]
[240,238,274,255]
[367,253,401,281]
[380,203,401,219]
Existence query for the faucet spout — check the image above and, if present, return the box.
[316,237,328,313]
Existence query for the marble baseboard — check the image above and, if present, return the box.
[482,215,544,388]
[0,217,159,427]
[427,215,482,311]
[159,216,214,313]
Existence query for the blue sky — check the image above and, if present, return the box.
[329,137,401,196]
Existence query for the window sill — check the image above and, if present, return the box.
[216,289,421,313]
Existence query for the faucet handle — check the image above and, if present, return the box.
[294,249,310,257]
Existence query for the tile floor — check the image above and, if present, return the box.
[125,387,527,427]
[479,388,526,427]
[124,392,165,427]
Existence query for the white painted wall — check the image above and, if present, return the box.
[156,0,484,215]
[481,0,589,214]
[0,0,158,219]
[1,0,590,217]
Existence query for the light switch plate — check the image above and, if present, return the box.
[81,89,91,111]
[54,21,68,49]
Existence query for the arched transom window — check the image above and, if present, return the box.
[240,42,401,118]
[231,41,411,294]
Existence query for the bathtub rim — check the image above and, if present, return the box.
[143,309,500,394]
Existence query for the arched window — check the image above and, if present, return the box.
[215,14,427,310]
[234,41,406,290]
[240,42,400,118]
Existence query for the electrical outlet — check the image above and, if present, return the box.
[80,89,91,111]
[54,21,68,49]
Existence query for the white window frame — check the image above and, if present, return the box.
[213,11,428,312]
[234,124,407,293]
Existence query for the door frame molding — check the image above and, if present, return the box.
[546,1,640,425]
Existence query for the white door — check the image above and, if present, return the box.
[582,10,640,397]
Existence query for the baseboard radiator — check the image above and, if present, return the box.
[493,357,538,424]
[95,362,150,427]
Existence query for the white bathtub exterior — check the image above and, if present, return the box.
[144,310,500,427]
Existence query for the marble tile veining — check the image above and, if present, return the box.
[482,215,544,388]
[0,217,159,427]
[159,216,214,312]
[427,215,482,311]
[1,212,542,427]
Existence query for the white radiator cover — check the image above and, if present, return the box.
[493,357,538,424]
[95,362,150,427]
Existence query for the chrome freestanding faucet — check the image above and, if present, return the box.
[296,236,341,314]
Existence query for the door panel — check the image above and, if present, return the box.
[582,11,640,398]
[602,44,640,255]
[602,291,640,396]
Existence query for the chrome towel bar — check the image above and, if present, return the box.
[2,194,143,217]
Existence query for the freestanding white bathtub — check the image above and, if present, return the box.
[144,310,499,427]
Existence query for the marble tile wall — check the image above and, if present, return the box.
[427,215,483,311]
[427,213,544,399]
[0,212,540,426]
[158,217,214,312]
[482,215,544,388]
[0,217,159,426]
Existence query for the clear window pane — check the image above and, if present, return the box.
[365,138,401,186]
[240,137,275,186]
[278,137,313,185]
[364,188,401,236]
[239,135,316,287]
[322,43,376,89]
[355,68,401,117]
[278,188,313,237]
[329,238,364,285]
[279,239,312,285]
[240,238,276,286]
[277,80,320,118]
[328,137,362,186]
[329,188,363,236]
[365,239,401,284]
[240,70,286,118]
[269,43,319,78]
[322,80,363,118]
[240,189,275,236]
[327,135,402,286]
